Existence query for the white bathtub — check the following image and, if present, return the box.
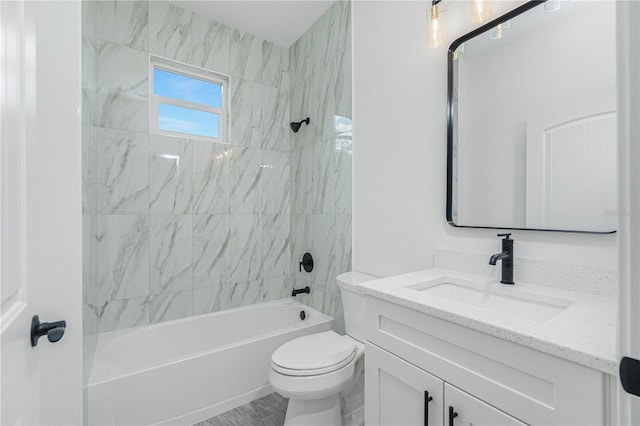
[87,299,332,425]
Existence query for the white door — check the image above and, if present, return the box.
[0,1,82,424]
[365,343,444,426]
[617,0,640,424]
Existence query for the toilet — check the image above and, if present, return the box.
[268,272,375,426]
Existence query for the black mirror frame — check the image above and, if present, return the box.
[445,0,616,235]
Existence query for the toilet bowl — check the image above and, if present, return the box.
[268,272,375,426]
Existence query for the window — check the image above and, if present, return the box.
[150,57,228,142]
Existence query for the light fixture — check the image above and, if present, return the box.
[470,0,491,24]
[427,0,444,49]
[489,21,510,40]
[544,0,569,12]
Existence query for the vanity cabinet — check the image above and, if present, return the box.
[364,296,611,426]
[367,344,525,426]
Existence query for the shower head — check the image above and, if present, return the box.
[290,117,310,133]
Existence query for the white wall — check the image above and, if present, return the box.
[352,1,617,279]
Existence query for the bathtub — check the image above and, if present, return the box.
[87,299,332,425]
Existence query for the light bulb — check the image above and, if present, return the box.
[470,0,492,24]
[427,4,444,49]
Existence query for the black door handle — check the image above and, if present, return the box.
[31,315,66,347]
[449,406,458,426]
[424,391,433,426]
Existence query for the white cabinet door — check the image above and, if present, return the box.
[366,343,444,426]
[445,384,526,426]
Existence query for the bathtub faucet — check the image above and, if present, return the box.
[292,286,311,296]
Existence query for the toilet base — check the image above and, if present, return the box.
[284,394,342,426]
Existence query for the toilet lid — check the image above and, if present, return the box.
[271,331,357,376]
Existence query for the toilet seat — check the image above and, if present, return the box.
[271,331,357,377]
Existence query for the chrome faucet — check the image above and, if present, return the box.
[489,233,514,285]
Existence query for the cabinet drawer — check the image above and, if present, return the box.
[446,384,526,426]
[366,296,606,425]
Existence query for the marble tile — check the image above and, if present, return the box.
[149,1,192,63]
[257,41,288,89]
[311,215,336,288]
[230,79,262,148]
[94,127,148,214]
[230,30,262,82]
[313,139,336,214]
[290,214,314,277]
[194,279,263,314]
[82,0,98,39]
[262,214,290,279]
[150,215,193,294]
[192,215,230,288]
[149,135,193,214]
[313,61,338,142]
[96,0,148,51]
[261,150,290,214]
[99,296,149,332]
[230,147,262,214]
[291,145,313,214]
[262,275,292,302]
[193,285,223,315]
[294,287,326,314]
[261,86,290,152]
[82,126,98,215]
[324,0,352,61]
[334,214,352,277]
[83,215,99,305]
[227,280,263,309]
[230,215,262,283]
[191,14,230,75]
[334,47,352,120]
[324,290,344,333]
[82,37,98,127]
[149,289,194,323]
[97,215,149,302]
[96,41,148,132]
[192,141,231,214]
[334,125,353,214]
[289,30,313,88]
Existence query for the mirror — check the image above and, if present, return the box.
[447,0,616,233]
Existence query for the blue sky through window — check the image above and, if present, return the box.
[158,103,219,138]
[153,68,222,108]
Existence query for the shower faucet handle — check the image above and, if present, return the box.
[299,252,314,273]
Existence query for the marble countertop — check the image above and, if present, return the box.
[358,268,617,375]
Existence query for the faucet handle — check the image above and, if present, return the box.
[497,233,512,239]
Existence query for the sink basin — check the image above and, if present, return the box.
[408,278,574,323]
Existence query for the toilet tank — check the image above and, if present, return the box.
[336,272,376,343]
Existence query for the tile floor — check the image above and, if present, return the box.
[193,393,288,426]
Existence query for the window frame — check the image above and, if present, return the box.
[149,55,229,143]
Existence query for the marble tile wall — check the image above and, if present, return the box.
[288,1,352,334]
[82,0,352,345]
[82,0,292,336]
